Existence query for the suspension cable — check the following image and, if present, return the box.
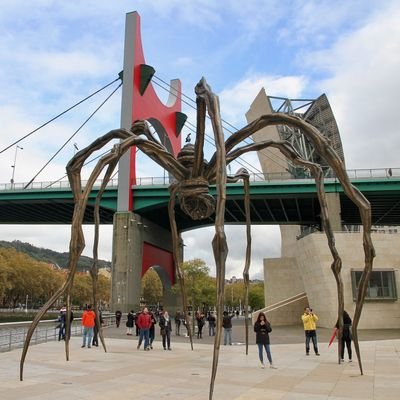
[25,82,122,189]
[1,75,121,155]
[184,120,262,174]
[152,75,290,171]
[46,145,139,189]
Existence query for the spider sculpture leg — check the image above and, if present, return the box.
[168,183,194,351]
[20,122,189,380]
[195,79,229,400]
[227,169,251,355]
[220,112,375,375]
[89,161,118,353]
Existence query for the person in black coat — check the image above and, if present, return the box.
[222,311,235,345]
[196,312,205,339]
[254,312,277,369]
[115,310,122,328]
[207,312,216,336]
[126,310,135,335]
[92,310,103,347]
[335,310,352,362]
[159,310,172,350]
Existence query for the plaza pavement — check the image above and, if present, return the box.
[0,322,399,399]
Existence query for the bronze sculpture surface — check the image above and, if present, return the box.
[20,78,375,400]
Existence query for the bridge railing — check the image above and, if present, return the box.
[0,167,398,191]
[0,314,116,353]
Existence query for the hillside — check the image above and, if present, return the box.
[0,240,112,272]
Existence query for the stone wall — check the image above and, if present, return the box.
[264,232,400,329]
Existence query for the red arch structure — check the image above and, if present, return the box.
[142,242,175,285]
[119,11,186,211]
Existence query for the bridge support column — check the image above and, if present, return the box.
[325,192,342,232]
[111,212,181,313]
[111,212,143,312]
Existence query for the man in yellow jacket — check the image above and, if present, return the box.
[301,307,320,356]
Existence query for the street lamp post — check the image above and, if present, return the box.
[10,145,23,189]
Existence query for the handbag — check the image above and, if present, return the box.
[160,328,166,336]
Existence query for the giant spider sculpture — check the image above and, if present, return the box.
[20,78,375,400]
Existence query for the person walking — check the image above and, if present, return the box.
[207,312,216,336]
[81,304,96,348]
[92,309,104,347]
[174,310,182,336]
[136,307,152,350]
[196,312,205,339]
[115,310,122,328]
[301,306,320,356]
[149,311,157,349]
[57,307,66,341]
[254,312,277,369]
[336,310,352,362]
[126,310,135,335]
[222,311,235,345]
[159,309,172,350]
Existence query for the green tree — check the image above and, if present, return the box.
[224,281,246,310]
[172,259,216,312]
[248,282,265,310]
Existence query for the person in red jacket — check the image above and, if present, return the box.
[136,307,152,350]
[81,304,96,348]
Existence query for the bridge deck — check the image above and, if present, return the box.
[0,174,399,229]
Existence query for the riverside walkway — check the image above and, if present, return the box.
[1,320,399,399]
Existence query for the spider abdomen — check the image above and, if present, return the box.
[178,178,215,220]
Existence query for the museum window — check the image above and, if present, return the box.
[351,269,397,301]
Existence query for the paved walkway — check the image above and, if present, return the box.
[0,327,399,399]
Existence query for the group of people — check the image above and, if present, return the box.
[300,306,352,362]
[86,304,353,370]
[81,304,104,348]
[253,306,353,369]
[57,304,104,348]
[115,307,173,351]
[173,310,215,338]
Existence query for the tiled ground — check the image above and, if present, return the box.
[0,337,399,399]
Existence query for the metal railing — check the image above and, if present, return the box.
[0,168,398,192]
[0,314,115,353]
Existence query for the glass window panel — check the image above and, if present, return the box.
[351,270,397,300]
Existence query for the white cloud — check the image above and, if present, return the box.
[309,3,400,168]
[183,225,281,279]
[219,74,308,127]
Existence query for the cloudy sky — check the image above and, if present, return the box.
[0,1,399,279]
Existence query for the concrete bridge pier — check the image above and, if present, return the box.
[111,211,180,313]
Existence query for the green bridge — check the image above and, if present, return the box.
[0,173,399,230]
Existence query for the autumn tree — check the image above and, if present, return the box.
[70,273,92,307]
[141,268,163,306]
[0,247,64,308]
[97,274,111,307]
